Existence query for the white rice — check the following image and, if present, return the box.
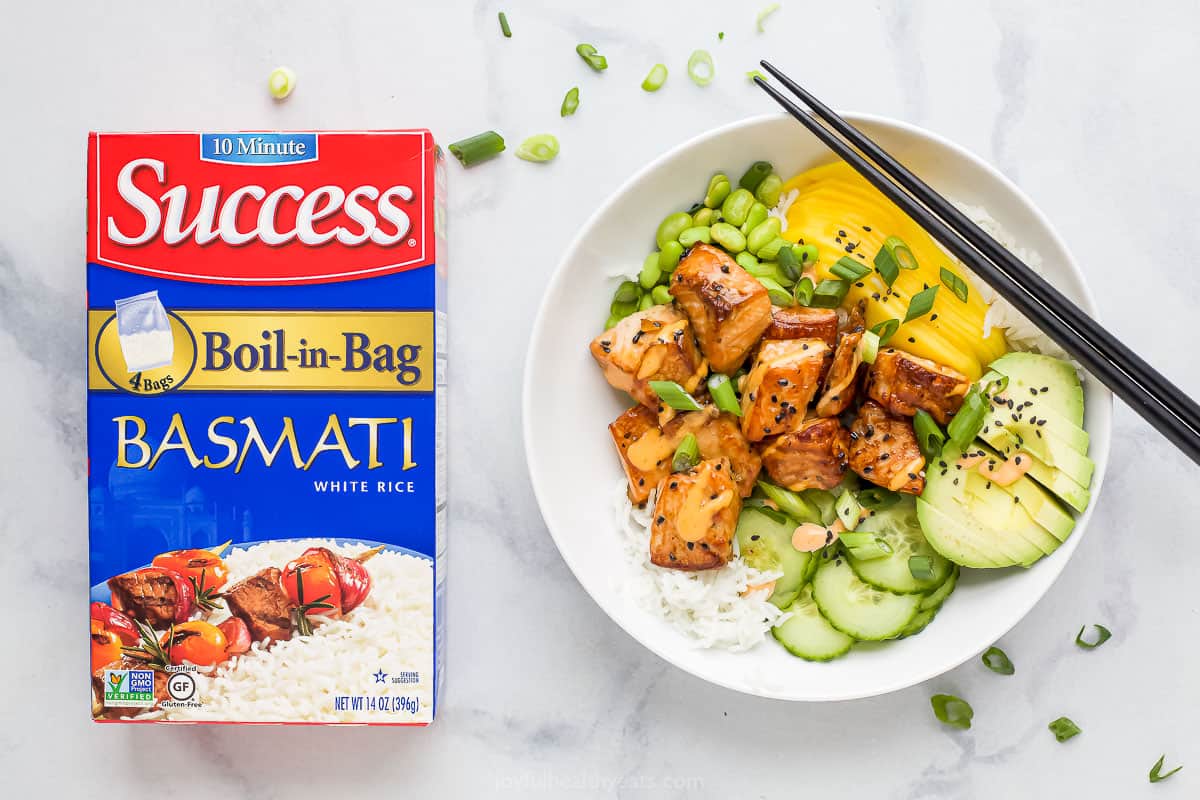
[614,481,787,651]
[148,539,433,723]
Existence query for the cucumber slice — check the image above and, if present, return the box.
[736,507,812,608]
[899,606,938,638]
[771,584,854,661]
[846,495,952,593]
[919,565,959,611]
[811,556,921,640]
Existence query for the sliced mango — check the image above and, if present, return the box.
[781,161,1007,380]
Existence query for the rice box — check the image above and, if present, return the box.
[86,131,446,725]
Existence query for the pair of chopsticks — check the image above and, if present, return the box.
[754,61,1200,467]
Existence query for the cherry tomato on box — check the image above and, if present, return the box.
[152,548,229,592]
[90,620,124,670]
[90,601,138,645]
[217,616,252,657]
[162,621,228,667]
[281,550,343,617]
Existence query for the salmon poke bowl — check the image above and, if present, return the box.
[523,114,1111,701]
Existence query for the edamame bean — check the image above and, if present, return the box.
[656,212,693,249]
[613,280,640,305]
[710,222,747,253]
[657,241,686,272]
[734,252,760,271]
[678,226,712,247]
[639,255,663,289]
[638,292,655,311]
[704,173,731,208]
[769,263,796,287]
[756,236,788,261]
[692,208,715,227]
[795,243,819,264]
[746,217,782,256]
[604,313,621,330]
[741,202,768,235]
[651,285,673,305]
[755,173,783,207]
[720,188,755,227]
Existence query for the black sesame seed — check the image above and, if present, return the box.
[864,466,874,473]
[879,453,891,461]
[751,534,760,541]
[638,478,645,486]
[655,515,665,525]
[686,541,695,550]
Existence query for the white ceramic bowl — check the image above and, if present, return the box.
[522,113,1111,701]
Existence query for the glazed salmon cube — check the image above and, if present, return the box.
[763,306,839,347]
[649,458,741,571]
[739,338,829,442]
[867,348,971,424]
[847,401,926,494]
[759,417,851,491]
[610,406,761,504]
[590,304,707,423]
[670,243,772,374]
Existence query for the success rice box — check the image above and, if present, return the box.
[86,131,447,725]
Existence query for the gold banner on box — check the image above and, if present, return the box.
[88,310,434,394]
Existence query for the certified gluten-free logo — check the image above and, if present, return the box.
[166,672,196,702]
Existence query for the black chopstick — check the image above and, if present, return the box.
[759,60,1200,439]
[754,66,1200,466]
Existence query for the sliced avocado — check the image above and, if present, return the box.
[916,499,1032,568]
[973,441,1076,542]
[979,422,1094,488]
[960,470,1061,557]
[982,396,1089,455]
[918,443,1050,568]
[988,352,1085,426]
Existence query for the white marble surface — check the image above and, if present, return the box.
[2,0,1198,797]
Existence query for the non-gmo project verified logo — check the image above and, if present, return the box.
[103,669,155,707]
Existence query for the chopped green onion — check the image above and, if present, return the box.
[858,487,900,511]
[1048,717,1081,743]
[757,276,793,306]
[267,66,297,100]
[641,63,668,92]
[576,43,608,71]
[756,2,781,31]
[498,11,512,38]
[746,70,768,82]
[982,646,1014,675]
[448,131,506,167]
[831,256,872,281]
[707,373,742,416]
[718,31,725,40]
[809,279,850,308]
[803,489,839,526]
[980,369,1009,398]
[671,433,700,472]
[903,285,939,322]
[884,235,919,270]
[1150,755,1183,783]
[776,246,802,282]
[930,694,974,730]
[940,267,970,302]
[515,134,560,163]
[1075,624,1112,649]
[874,243,899,287]
[858,330,880,364]
[870,318,900,345]
[756,480,820,523]
[613,280,640,305]
[908,555,935,581]
[687,49,715,86]
[835,490,863,531]
[913,410,946,460]
[738,160,773,192]
[947,386,987,449]
[793,276,815,306]
[649,380,703,412]
[561,87,580,117]
[840,533,893,560]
